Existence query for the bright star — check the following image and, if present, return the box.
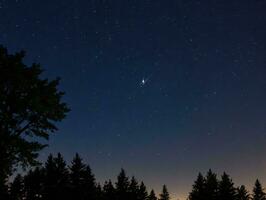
[140,77,150,86]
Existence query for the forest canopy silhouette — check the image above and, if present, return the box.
[6,153,266,200]
[0,47,266,200]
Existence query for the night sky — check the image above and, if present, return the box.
[1,0,266,199]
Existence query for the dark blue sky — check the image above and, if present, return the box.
[1,0,266,199]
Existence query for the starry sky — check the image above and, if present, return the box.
[1,0,266,199]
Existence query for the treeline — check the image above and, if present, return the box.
[8,153,169,200]
[189,170,265,200]
[7,153,266,200]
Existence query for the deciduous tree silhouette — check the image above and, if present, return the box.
[0,46,69,195]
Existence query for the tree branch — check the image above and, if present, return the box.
[14,122,32,137]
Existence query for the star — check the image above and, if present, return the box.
[141,78,146,85]
[140,77,150,87]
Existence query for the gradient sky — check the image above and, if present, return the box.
[1,0,266,199]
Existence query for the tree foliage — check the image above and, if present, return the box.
[189,173,205,200]
[103,180,115,200]
[252,179,266,200]
[115,169,130,200]
[129,176,139,200]
[6,155,266,200]
[148,190,157,200]
[0,46,69,187]
[205,169,219,200]
[159,185,170,200]
[69,153,96,200]
[138,181,148,200]
[10,174,24,200]
[237,185,250,200]
[43,153,70,200]
[24,167,44,200]
[5,154,165,200]
[218,172,236,200]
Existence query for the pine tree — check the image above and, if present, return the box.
[53,153,69,197]
[252,179,266,200]
[24,167,44,200]
[69,153,87,186]
[159,185,170,200]
[129,176,139,200]
[189,172,205,200]
[96,183,103,200]
[138,181,148,200]
[83,165,97,199]
[103,180,115,200]
[205,169,218,200]
[218,172,236,200]
[236,185,250,200]
[42,154,55,200]
[10,174,24,200]
[148,190,157,200]
[43,153,70,200]
[115,169,130,200]
[69,153,96,200]
[0,181,9,200]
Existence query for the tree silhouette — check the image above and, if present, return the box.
[218,172,236,200]
[96,183,103,200]
[115,169,130,200]
[148,189,157,200]
[23,167,44,200]
[205,169,218,200]
[6,156,266,200]
[0,46,69,194]
[42,153,70,200]
[69,154,87,186]
[69,153,96,200]
[81,165,97,200]
[159,185,170,200]
[0,180,9,200]
[138,181,148,200]
[103,180,116,200]
[129,176,139,200]
[189,172,205,200]
[10,174,24,200]
[236,185,250,200]
[252,179,266,200]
